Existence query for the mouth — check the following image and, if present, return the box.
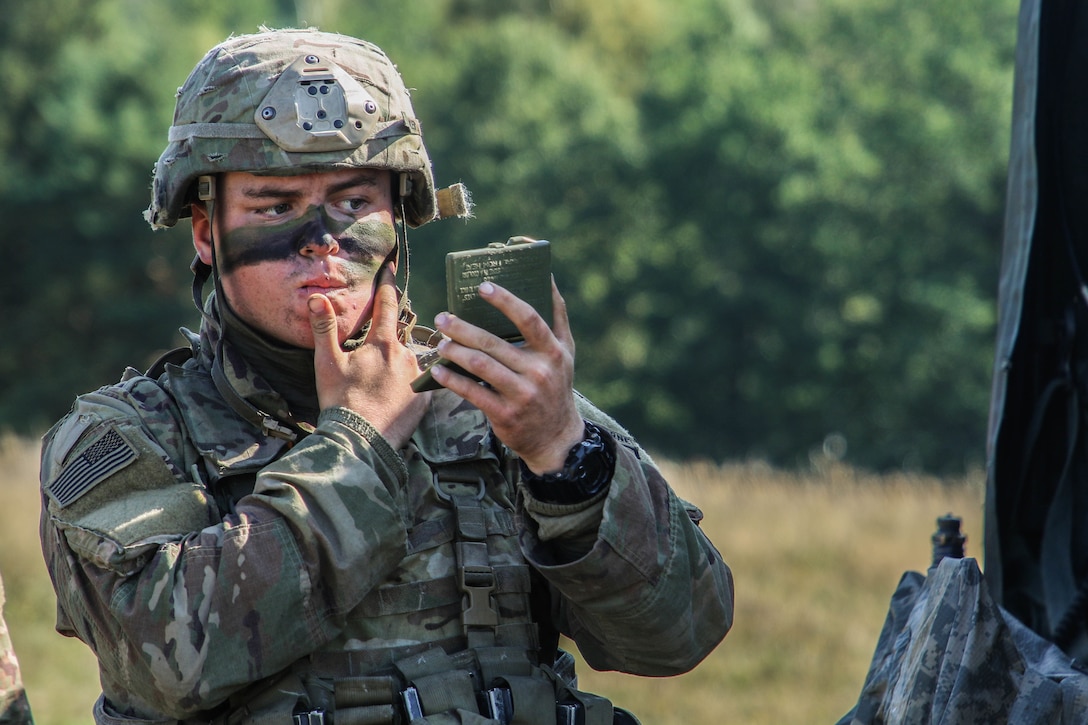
[298,276,349,296]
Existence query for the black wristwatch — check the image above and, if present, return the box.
[521,421,617,504]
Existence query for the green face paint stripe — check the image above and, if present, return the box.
[217,206,397,273]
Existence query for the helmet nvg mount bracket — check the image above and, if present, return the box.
[254,53,382,153]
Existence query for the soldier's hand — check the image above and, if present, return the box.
[430,279,584,473]
[309,266,429,449]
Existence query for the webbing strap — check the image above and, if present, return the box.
[334,676,399,708]
[334,704,397,725]
[211,352,300,442]
[168,118,417,142]
[395,647,459,682]
[412,670,478,717]
[495,676,553,725]
[169,122,267,141]
[205,670,306,725]
[355,566,532,618]
[406,509,517,552]
[453,494,488,540]
[476,648,533,684]
[448,491,500,641]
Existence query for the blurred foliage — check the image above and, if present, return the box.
[0,0,1019,473]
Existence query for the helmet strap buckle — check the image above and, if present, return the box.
[197,175,217,201]
[398,172,414,199]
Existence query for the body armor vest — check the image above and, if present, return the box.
[149,357,620,725]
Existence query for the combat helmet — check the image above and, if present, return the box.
[146,28,462,230]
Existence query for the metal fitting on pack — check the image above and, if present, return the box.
[402,683,576,725]
[292,709,326,725]
[401,687,424,721]
[431,470,487,503]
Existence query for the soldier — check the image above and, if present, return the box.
[0,575,33,724]
[39,29,733,724]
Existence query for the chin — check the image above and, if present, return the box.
[283,334,317,351]
[276,320,318,350]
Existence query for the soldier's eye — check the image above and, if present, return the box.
[335,197,371,215]
[257,202,292,217]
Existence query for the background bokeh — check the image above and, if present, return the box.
[0,1,1019,721]
[0,0,1018,474]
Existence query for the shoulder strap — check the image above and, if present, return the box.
[210,350,301,443]
[145,346,195,378]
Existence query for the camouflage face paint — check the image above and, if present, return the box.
[217,205,396,275]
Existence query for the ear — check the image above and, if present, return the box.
[190,202,214,266]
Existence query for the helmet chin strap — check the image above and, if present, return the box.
[190,175,226,326]
[395,172,418,343]
[190,175,262,351]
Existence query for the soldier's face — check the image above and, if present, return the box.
[192,169,397,349]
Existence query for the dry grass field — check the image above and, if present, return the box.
[0,434,984,724]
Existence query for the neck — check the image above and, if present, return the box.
[217,294,321,425]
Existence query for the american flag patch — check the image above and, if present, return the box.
[47,427,138,508]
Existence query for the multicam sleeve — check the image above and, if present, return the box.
[518,395,734,676]
[40,390,408,719]
[0,575,33,725]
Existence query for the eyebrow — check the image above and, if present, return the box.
[329,173,382,195]
[239,172,384,200]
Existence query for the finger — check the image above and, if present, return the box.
[477,281,554,348]
[308,294,342,363]
[434,311,526,382]
[435,335,522,392]
[433,283,542,363]
[431,356,502,408]
[365,265,400,342]
[548,277,575,353]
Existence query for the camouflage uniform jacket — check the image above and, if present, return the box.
[39,311,733,722]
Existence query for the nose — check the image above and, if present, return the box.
[299,231,340,258]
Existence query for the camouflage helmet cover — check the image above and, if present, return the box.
[146,29,437,229]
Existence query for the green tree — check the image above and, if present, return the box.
[0,0,296,431]
[631,0,1017,471]
[403,0,1017,472]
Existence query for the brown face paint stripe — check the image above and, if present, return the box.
[218,206,396,273]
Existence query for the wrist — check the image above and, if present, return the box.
[520,421,616,504]
[520,425,586,475]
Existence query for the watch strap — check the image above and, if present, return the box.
[521,421,617,504]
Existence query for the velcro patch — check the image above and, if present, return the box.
[47,426,138,508]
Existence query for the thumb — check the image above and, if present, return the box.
[308,294,341,361]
